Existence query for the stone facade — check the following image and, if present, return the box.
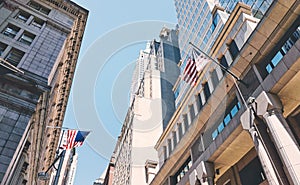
[0,0,88,184]
[151,1,300,185]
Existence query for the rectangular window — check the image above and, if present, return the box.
[228,40,239,60]
[178,123,183,140]
[189,104,195,122]
[2,24,20,38]
[211,69,219,88]
[167,139,172,155]
[218,122,225,133]
[16,11,31,23]
[31,17,44,29]
[172,131,177,149]
[203,82,211,101]
[19,32,35,45]
[28,1,50,15]
[197,93,203,110]
[163,146,167,162]
[220,55,229,74]
[5,48,25,66]
[0,42,7,56]
[183,114,189,132]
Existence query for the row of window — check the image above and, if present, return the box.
[165,69,221,162]
[265,26,300,73]
[212,98,241,140]
[2,24,36,46]
[16,10,45,29]
[27,1,51,15]
[174,157,192,183]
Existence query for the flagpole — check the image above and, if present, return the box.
[52,129,66,185]
[52,150,66,185]
[189,42,248,87]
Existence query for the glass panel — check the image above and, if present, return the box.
[218,122,225,133]
[0,42,7,56]
[271,51,283,67]
[229,40,239,60]
[230,105,239,117]
[16,11,31,23]
[212,130,218,140]
[3,25,20,38]
[5,48,25,66]
[31,17,44,29]
[19,32,35,45]
[224,114,231,125]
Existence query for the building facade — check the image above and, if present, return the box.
[109,27,181,185]
[0,0,88,184]
[151,1,299,185]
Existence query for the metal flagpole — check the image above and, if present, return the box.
[52,150,66,185]
[52,129,66,185]
[189,42,248,87]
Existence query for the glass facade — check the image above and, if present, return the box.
[173,0,275,107]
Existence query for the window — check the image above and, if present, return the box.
[2,24,20,38]
[210,69,219,88]
[19,32,35,45]
[28,1,50,15]
[219,55,229,74]
[167,139,172,155]
[203,81,211,101]
[31,17,44,29]
[5,48,25,66]
[211,14,220,32]
[197,93,203,110]
[163,146,167,162]
[228,40,239,60]
[172,131,177,148]
[211,97,241,139]
[265,27,300,73]
[189,104,195,122]
[0,42,7,56]
[16,11,31,23]
[183,114,189,132]
[174,157,192,183]
[178,123,183,140]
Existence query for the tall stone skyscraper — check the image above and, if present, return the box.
[105,27,181,185]
[0,0,88,184]
[151,0,300,185]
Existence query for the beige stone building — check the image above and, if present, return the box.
[0,0,88,184]
[151,1,300,185]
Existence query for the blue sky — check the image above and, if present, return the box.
[63,1,178,184]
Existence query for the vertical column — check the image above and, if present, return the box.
[241,108,280,185]
[256,91,300,185]
[195,161,214,185]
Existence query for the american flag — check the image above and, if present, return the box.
[183,49,210,86]
[62,130,90,150]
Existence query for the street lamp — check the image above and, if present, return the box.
[37,172,50,181]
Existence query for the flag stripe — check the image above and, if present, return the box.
[62,130,90,150]
[183,49,210,86]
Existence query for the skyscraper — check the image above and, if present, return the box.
[0,0,88,184]
[105,27,181,185]
[151,0,300,185]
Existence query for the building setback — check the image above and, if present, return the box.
[0,0,88,184]
[106,27,181,185]
[151,0,300,185]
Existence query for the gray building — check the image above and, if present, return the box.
[0,0,88,184]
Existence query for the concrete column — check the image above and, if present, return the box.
[195,161,214,185]
[256,91,300,185]
[241,108,280,185]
